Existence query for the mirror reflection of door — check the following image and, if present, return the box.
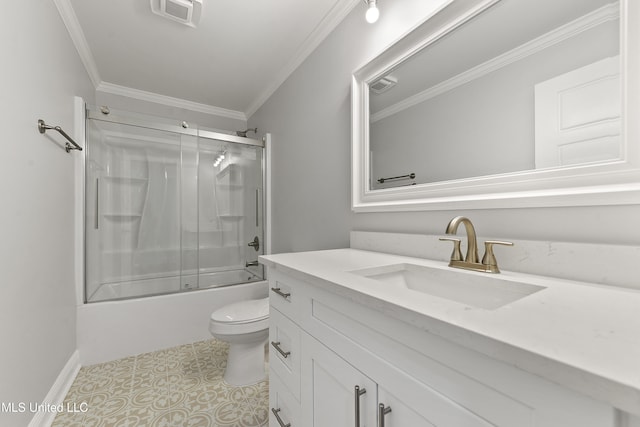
[534,56,621,168]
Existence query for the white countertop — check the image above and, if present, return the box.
[260,248,640,416]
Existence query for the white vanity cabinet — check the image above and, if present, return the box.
[301,334,378,426]
[266,267,618,427]
[300,330,503,427]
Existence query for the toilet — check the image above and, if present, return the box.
[209,297,269,386]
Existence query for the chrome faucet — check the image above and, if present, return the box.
[439,216,513,273]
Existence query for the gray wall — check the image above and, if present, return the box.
[249,0,450,253]
[371,22,618,187]
[0,1,95,425]
[249,0,640,253]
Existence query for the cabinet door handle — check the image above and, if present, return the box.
[271,408,292,427]
[354,385,366,427]
[271,287,291,300]
[271,341,291,358]
[378,403,391,427]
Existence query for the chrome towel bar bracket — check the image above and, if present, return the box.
[38,119,82,153]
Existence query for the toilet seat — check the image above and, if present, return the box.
[209,297,269,336]
[210,298,268,323]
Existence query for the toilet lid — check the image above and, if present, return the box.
[210,298,269,324]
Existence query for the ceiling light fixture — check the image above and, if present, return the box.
[365,0,380,24]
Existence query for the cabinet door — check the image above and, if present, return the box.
[301,333,377,427]
[376,387,435,427]
[377,383,495,427]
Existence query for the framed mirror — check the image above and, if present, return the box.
[352,0,640,212]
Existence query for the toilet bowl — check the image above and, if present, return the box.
[209,297,269,386]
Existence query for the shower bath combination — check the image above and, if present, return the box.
[84,106,266,302]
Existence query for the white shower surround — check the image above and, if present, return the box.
[72,98,274,365]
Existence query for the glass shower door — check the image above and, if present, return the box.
[197,134,265,287]
[84,107,266,302]
[85,118,189,301]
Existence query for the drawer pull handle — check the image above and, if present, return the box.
[271,287,291,300]
[354,385,366,427]
[271,341,291,358]
[272,408,291,427]
[378,403,391,427]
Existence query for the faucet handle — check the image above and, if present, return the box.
[482,240,514,273]
[439,237,463,262]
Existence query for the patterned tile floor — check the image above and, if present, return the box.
[52,339,268,427]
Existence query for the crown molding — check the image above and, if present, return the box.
[96,82,247,121]
[245,0,361,118]
[56,0,358,121]
[52,0,101,88]
[55,0,245,121]
[371,2,619,123]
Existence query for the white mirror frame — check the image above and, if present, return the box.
[352,0,640,212]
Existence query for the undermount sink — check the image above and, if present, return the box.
[349,263,545,309]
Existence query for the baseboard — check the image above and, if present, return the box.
[28,350,81,427]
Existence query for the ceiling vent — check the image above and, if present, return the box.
[150,0,203,28]
[370,75,398,94]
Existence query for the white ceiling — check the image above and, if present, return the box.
[61,0,359,119]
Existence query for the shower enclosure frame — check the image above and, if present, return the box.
[81,103,268,303]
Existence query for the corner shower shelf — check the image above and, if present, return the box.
[216,164,241,180]
[216,184,243,190]
[102,213,143,220]
[104,176,148,183]
[102,244,245,255]
[218,215,243,220]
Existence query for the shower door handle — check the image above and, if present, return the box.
[255,188,259,227]
[95,178,99,229]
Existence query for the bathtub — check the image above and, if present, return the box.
[89,268,263,301]
[77,277,268,365]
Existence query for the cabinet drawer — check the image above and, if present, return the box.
[270,307,301,399]
[270,371,301,427]
[268,271,309,323]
